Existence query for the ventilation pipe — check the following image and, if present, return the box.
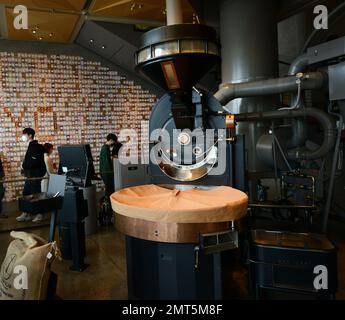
[214,71,326,106]
[288,54,309,75]
[235,108,336,160]
[219,0,279,176]
[166,0,183,25]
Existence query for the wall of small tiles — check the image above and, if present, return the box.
[0,51,157,201]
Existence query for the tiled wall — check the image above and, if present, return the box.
[0,52,157,201]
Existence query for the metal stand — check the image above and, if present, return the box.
[59,187,88,272]
[125,236,222,300]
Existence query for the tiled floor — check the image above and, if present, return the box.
[0,214,344,300]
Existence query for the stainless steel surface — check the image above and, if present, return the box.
[158,144,217,182]
[158,184,218,191]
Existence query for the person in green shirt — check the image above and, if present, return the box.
[100,134,118,200]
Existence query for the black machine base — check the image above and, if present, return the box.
[248,229,338,300]
[58,188,88,272]
[126,236,222,300]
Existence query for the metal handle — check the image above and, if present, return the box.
[194,246,200,269]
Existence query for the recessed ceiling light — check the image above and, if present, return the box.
[32,30,36,34]
[90,39,94,43]
[49,33,53,37]
[39,37,43,40]
[101,45,106,49]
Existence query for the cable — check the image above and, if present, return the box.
[278,78,302,111]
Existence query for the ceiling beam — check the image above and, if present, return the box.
[4,5,81,15]
[87,15,164,27]
[69,0,95,43]
[69,12,87,43]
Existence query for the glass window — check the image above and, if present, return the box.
[137,47,151,63]
[180,40,205,53]
[153,41,179,58]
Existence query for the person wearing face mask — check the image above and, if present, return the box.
[100,134,117,200]
[17,128,46,222]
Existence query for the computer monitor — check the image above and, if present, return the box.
[58,144,96,187]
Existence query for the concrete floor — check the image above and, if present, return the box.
[0,213,344,300]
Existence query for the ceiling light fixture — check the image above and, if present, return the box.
[49,33,53,37]
[90,39,94,43]
[101,45,106,49]
[32,30,36,34]
[39,37,43,40]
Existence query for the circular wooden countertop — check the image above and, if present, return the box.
[111,184,248,243]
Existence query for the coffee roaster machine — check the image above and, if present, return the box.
[117,20,248,300]
[114,0,345,300]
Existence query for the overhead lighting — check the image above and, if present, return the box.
[89,39,94,44]
[39,36,43,41]
[49,33,53,37]
[101,45,106,49]
[32,30,36,34]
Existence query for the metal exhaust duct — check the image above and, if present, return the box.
[166,0,183,25]
[219,0,279,176]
